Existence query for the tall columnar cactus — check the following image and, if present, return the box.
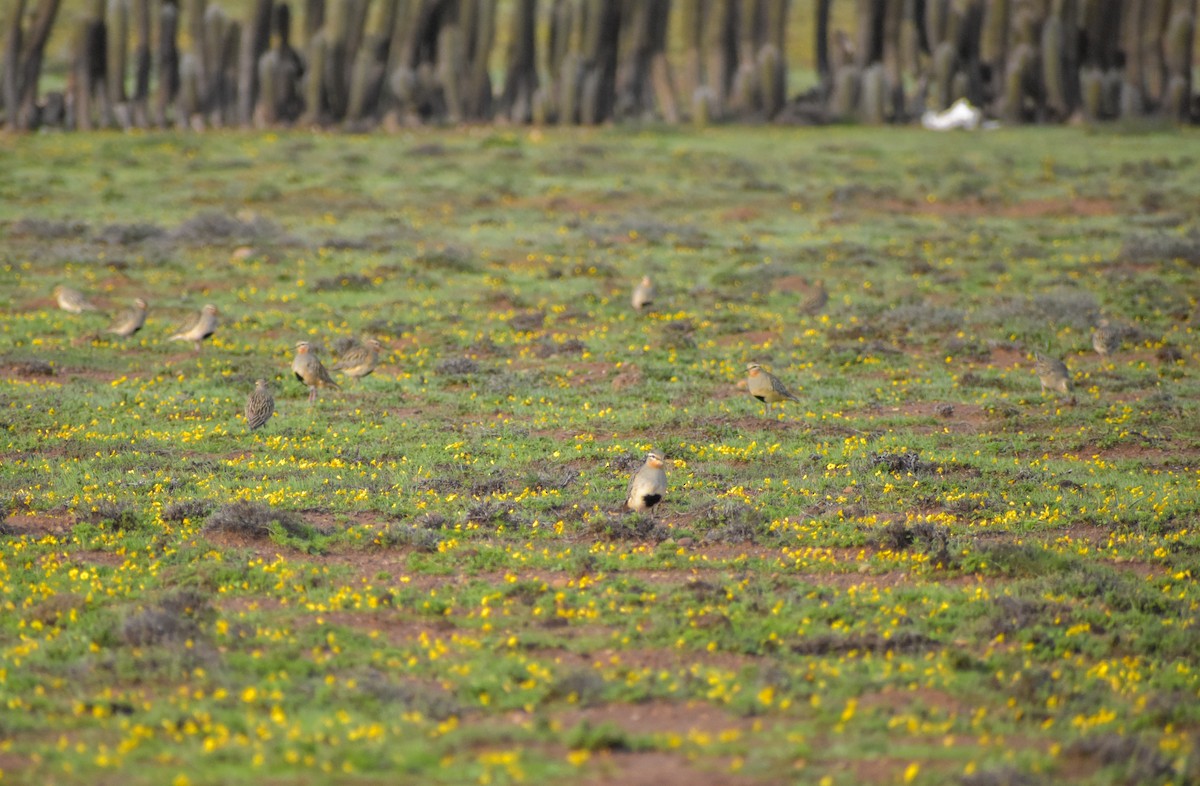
[758,43,782,119]
[302,28,327,123]
[924,0,949,56]
[729,0,759,114]
[186,0,207,110]
[72,17,97,129]
[465,0,496,121]
[320,0,350,119]
[130,0,149,126]
[1041,13,1066,118]
[7,0,62,129]
[931,39,955,109]
[304,0,324,44]
[829,63,861,120]
[256,47,279,123]
[237,0,274,125]
[1121,0,1145,116]
[979,0,1008,82]
[1163,4,1193,119]
[177,50,200,125]
[679,0,701,101]
[815,0,832,91]
[3,0,27,124]
[155,0,180,126]
[579,0,620,125]
[436,20,462,121]
[106,0,129,120]
[500,0,536,123]
[1001,41,1033,122]
[1141,0,1170,106]
[860,61,886,123]
[703,0,736,119]
[553,0,581,124]
[1079,64,1103,119]
[255,1,303,124]
[899,0,921,95]
[347,35,386,123]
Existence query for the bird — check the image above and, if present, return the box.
[244,379,275,430]
[333,338,383,380]
[1034,351,1072,396]
[169,304,219,351]
[800,279,828,316]
[105,298,148,338]
[626,451,667,517]
[631,276,655,312]
[292,341,339,403]
[746,362,801,415]
[1092,320,1120,357]
[53,284,100,314]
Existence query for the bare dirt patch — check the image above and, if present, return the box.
[562,699,758,737]
[73,550,126,568]
[2,512,74,537]
[578,750,756,786]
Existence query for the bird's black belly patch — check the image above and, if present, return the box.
[641,494,662,508]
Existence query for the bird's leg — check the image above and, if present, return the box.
[308,386,317,403]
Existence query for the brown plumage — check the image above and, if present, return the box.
[626,451,667,516]
[800,279,828,316]
[245,379,275,430]
[746,362,801,415]
[1092,320,1120,357]
[169,304,219,351]
[333,338,383,380]
[1034,352,1072,396]
[106,298,148,338]
[54,284,100,314]
[292,341,339,403]
[632,276,656,312]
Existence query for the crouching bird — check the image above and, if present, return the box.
[626,451,667,518]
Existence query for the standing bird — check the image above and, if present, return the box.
[800,279,828,316]
[244,379,275,430]
[54,284,100,314]
[626,451,667,517]
[631,276,656,313]
[746,362,801,415]
[1092,320,1120,357]
[169,304,219,351]
[292,341,339,403]
[1034,352,1072,396]
[333,338,383,381]
[105,298,148,338]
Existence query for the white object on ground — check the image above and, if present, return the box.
[922,98,986,130]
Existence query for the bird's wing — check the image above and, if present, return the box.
[171,311,201,337]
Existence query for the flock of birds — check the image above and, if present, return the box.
[49,275,1114,516]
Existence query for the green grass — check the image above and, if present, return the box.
[2,125,1200,786]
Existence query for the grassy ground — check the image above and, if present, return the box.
[1,124,1200,786]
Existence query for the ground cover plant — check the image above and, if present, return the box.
[1,125,1200,785]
